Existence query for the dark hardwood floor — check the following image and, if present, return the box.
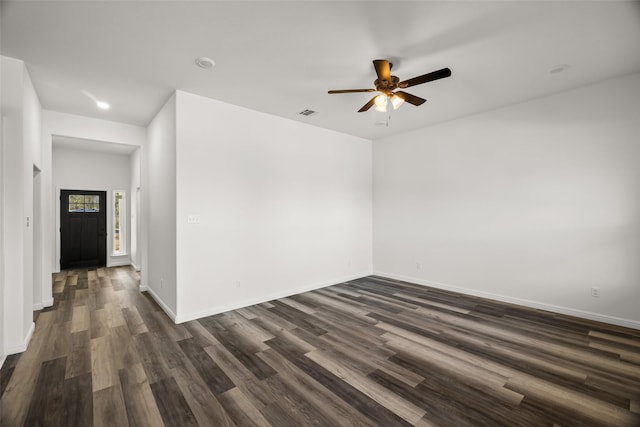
[1,266,639,426]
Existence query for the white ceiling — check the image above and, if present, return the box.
[2,1,639,141]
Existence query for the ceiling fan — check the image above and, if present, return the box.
[328,59,451,113]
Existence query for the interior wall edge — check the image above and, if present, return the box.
[374,271,640,331]
[173,271,373,324]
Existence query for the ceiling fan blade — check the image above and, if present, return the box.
[373,59,391,81]
[398,67,451,88]
[328,89,376,94]
[358,96,378,112]
[394,91,426,106]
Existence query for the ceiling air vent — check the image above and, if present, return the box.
[298,109,317,116]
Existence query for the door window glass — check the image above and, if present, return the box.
[68,195,100,212]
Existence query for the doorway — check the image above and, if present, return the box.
[60,190,107,269]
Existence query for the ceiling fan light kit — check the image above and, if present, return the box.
[328,59,451,124]
[373,93,405,113]
[374,94,388,112]
[391,94,405,110]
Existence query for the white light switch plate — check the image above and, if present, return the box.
[187,214,201,224]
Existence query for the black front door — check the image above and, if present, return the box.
[60,190,107,269]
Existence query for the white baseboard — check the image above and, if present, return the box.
[373,271,640,331]
[34,297,55,311]
[131,262,141,272]
[6,321,36,355]
[108,259,131,268]
[174,271,372,324]
[142,286,176,322]
[139,284,149,291]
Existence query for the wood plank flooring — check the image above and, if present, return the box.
[1,266,639,426]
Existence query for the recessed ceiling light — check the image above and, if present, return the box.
[550,64,570,74]
[195,56,216,69]
[96,101,110,110]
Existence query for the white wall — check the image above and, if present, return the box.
[24,69,41,312]
[1,113,5,366]
[173,91,372,322]
[373,72,640,328]
[52,147,132,267]
[145,94,177,316]
[1,56,40,355]
[2,58,27,354]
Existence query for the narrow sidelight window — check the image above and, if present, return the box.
[113,190,126,255]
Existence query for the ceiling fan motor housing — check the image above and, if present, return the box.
[374,76,400,94]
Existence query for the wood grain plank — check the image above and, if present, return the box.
[258,349,378,427]
[150,377,199,427]
[267,337,412,427]
[131,331,172,384]
[66,330,92,379]
[217,387,272,427]
[201,318,278,381]
[91,335,118,392]
[171,363,237,427]
[24,357,67,426]
[0,311,56,427]
[93,384,130,427]
[119,363,165,427]
[305,349,426,424]
[110,324,141,371]
[71,305,90,332]
[123,306,149,335]
[104,301,127,328]
[90,308,109,339]
[61,372,93,427]
[177,337,235,395]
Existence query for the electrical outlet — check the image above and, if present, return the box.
[416,262,422,270]
[590,286,600,298]
[236,281,241,288]
[160,278,164,288]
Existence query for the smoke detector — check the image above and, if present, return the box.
[195,57,216,69]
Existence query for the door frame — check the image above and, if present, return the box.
[60,189,107,270]
[56,187,110,272]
